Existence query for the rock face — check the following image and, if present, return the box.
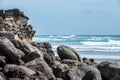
[57,45,81,61]
[0,9,35,42]
[98,61,120,80]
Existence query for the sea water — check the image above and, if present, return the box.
[33,35,120,60]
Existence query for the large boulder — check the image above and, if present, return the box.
[0,38,25,64]
[57,45,81,61]
[25,58,56,80]
[64,68,85,80]
[32,42,55,65]
[3,64,36,79]
[98,61,120,80]
[11,40,43,62]
[79,65,102,80]
[51,61,69,78]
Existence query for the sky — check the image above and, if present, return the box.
[0,0,120,35]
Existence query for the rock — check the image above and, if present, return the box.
[5,8,20,18]
[79,65,102,80]
[82,57,91,65]
[22,51,40,63]
[25,58,56,80]
[32,42,55,65]
[56,78,63,80]
[98,60,120,80]
[89,58,98,67]
[0,10,5,19]
[0,56,6,68]
[32,42,54,55]
[44,53,55,66]
[11,40,43,56]
[8,78,28,80]
[0,31,14,39]
[57,45,81,61]
[52,61,68,78]
[0,38,25,64]
[0,72,5,80]
[11,39,43,63]
[43,42,52,49]
[0,75,4,80]
[0,9,35,42]
[61,59,81,68]
[32,42,47,52]
[64,68,85,80]
[0,17,3,23]
[15,17,28,26]
[3,64,36,79]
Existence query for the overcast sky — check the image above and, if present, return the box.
[0,0,120,35]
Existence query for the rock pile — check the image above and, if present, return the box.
[0,9,119,80]
[0,9,35,42]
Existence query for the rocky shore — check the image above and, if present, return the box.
[0,9,120,80]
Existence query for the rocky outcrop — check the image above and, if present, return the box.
[0,9,35,42]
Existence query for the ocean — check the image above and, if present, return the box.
[33,35,120,60]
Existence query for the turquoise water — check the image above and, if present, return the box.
[33,35,120,60]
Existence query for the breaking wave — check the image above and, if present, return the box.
[33,35,120,52]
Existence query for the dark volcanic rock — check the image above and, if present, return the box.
[32,42,55,65]
[57,45,81,61]
[98,61,120,80]
[0,56,6,68]
[22,51,40,63]
[0,31,14,39]
[79,65,102,80]
[52,61,68,78]
[64,68,85,80]
[3,64,36,79]
[25,58,56,80]
[0,38,25,64]
[11,40,43,62]
[44,53,55,66]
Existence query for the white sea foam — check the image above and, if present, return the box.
[60,35,76,38]
[80,40,120,46]
[52,45,120,52]
[80,54,120,60]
